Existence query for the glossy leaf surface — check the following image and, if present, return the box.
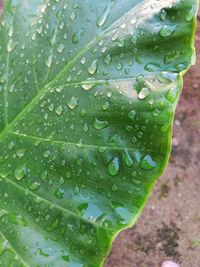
[0,0,198,266]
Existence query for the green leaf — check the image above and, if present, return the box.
[0,0,198,266]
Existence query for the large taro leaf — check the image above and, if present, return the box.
[0,0,198,266]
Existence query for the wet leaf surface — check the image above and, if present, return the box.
[0,0,198,266]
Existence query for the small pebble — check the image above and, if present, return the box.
[161,261,180,267]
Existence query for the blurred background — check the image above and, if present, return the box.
[105,9,200,267]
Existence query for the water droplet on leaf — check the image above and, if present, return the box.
[93,118,108,130]
[74,185,80,195]
[160,9,167,21]
[57,43,65,53]
[88,60,98,75]
[128,110,136,120]
[166,86,179,103]
[55,188,65,199]
[159,25,177,37]
[104,54,112,65]
[56,105,63,115]
[102,101,109,111]
[112,184,118,192]
[108,157,120,176]
[45,55,53,68]
[67,97,78,110]
[96,1,114,27]
[28,181,41,191]
[138,87,150,99]
[140,155,157,171]
[15,165,27,181]
[123,150,133,168]
[81,83,95,91]
[72,31,84,44]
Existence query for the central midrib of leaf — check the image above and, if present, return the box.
[0,36,98,141]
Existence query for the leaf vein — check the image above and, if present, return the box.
[0,231,30,267]
[0,174,108,231]
[11,132,137,152]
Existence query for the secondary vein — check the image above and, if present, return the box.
[0,231,30,267]
[11,131,137,152]
[0,174,108,231]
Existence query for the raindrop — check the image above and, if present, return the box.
[93,118,108,130]
[108,157,120,176]
[121,23,126,29]
[116,62,123,70]
[15,165,27,181]
[59,176,65,185]
[128,110,136,121]
[81,57,86,64]
[104,54,112,65]
[102,101,109,111]
[165,86,179,103]
[56,105,63,115]
[96,1,115,27]
[57,43,65,53]
[160,9,167,21]
[152,108,161,117]
[16,149,26,158]
[83,122,89,132]
[88,60,98,75]
[74,185,80,195]
[43,150,51,158]
[70,12,76,20]
[112,184,118,192]
[8,141,15,150]
[131,136,137,144]
[122,150,133,168]
[67,96,79,110]
[59,22,64,30]
[138,87,150,99]
[107,92,112,98]
[45,55,53,68]
[131,36,137,44]
[8,26,13,37]
[81,83,95,91]
[28,182,41,191]
[72,30,84,44]
[159,25,177,38]
[140,154,157,171]
[137,131,143,139]
[56,86,63,93]
[117,39,125,47]
[48,103,54,111]
[7,41,17,53]
[161,123,170,132]
[66,171,71,179]
[41,171,48,180]
[186,9,194,22]
[157,72,177,84]
[130,17,137,25]
[55,188,64,199]
[144,63,160,72]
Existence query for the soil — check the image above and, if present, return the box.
[105,10,200,267]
